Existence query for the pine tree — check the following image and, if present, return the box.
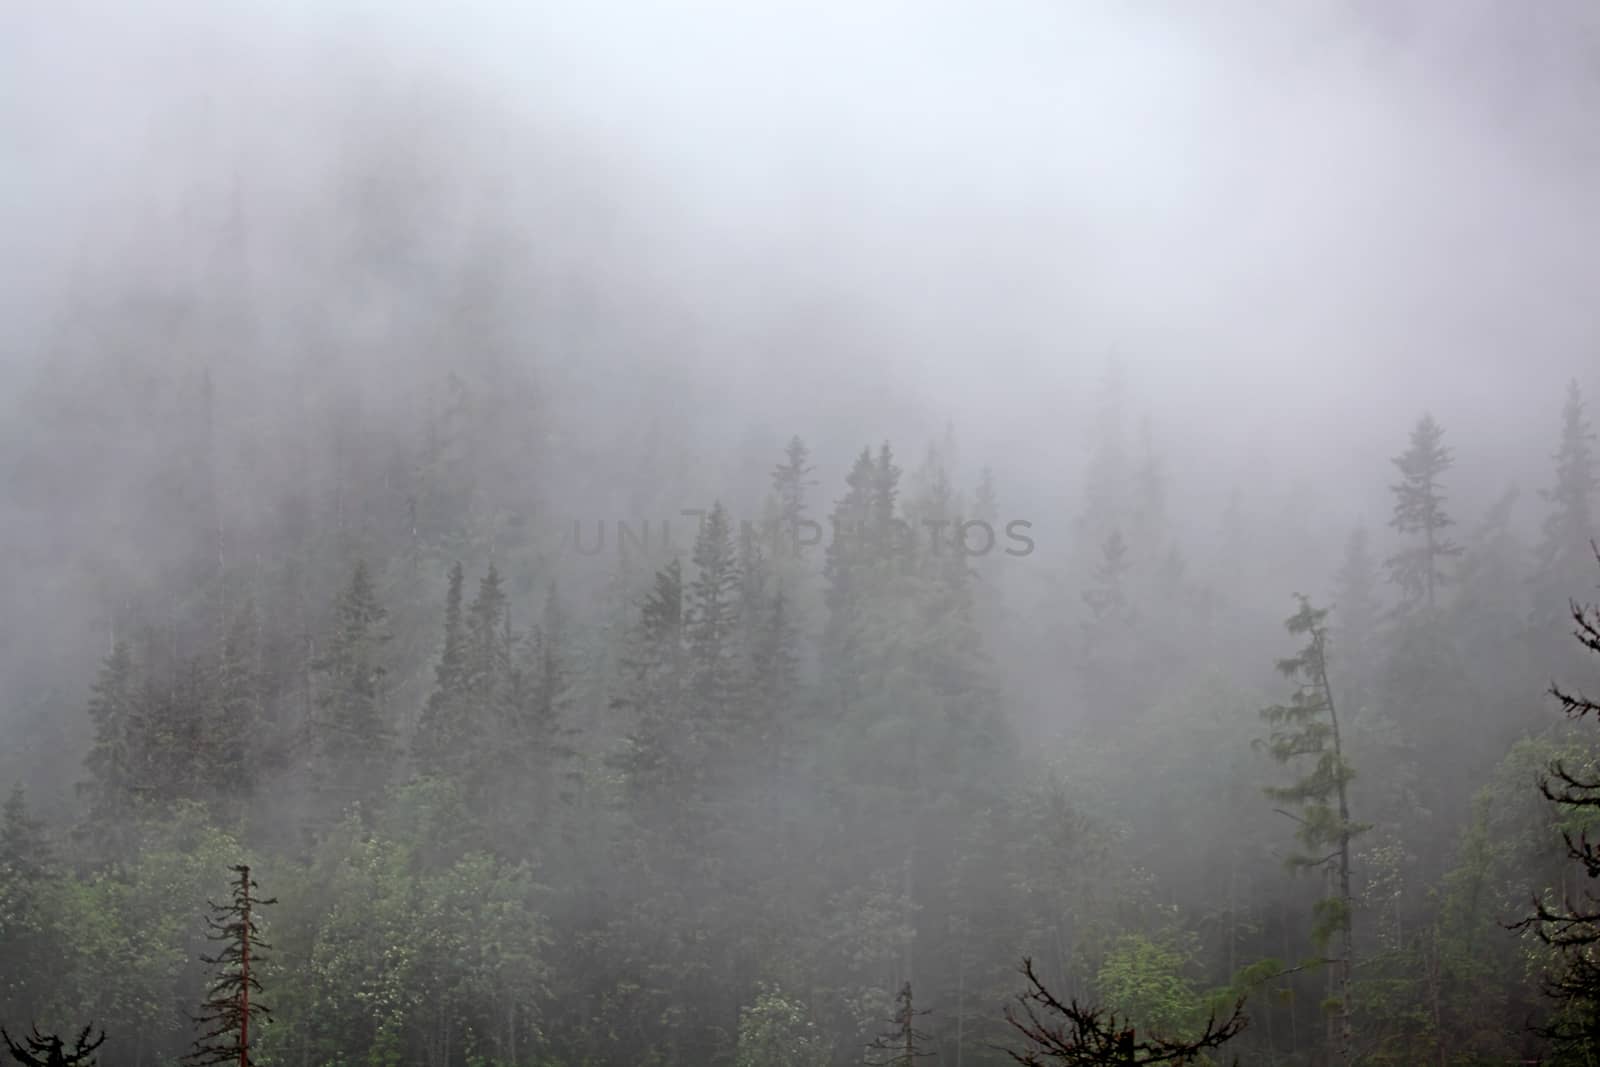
[1078,530,1136,724]
[186,865,275,1067]
[132,656,208,808]
[822,447,893,715]
[203,603,260,807]
[613,559,688,813]
[463,565,511,719]
[1533,381,1599,660]
[1256,595,1366,1067]
[414,562,468,778]
[310,561,392,819]
[745,579,801,779]
[1386,414,1461,613]
[459,564,513,805]
[686,502,743,763]
[77,642,140,849]
[772,435,817,549]
[521,582,576,779]
[1538,381,1598,585]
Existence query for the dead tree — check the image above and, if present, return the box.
[1,1025,105,1067]
[1512,543,1600,1054]
[865,981,933,1066]
[185,864,276,1067]
[1003,958,1246,1066]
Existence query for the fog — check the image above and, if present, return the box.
[3,2,1600,1064]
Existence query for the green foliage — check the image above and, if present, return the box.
[735,984,830,1067]
[1094,933,1204,1040]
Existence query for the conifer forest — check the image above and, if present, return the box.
[7,3,1600,1065]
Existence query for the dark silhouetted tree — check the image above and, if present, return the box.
[865,981,932,1066]
[1,1026,104,1067]
[1004,958,1245,1065]
[186,865,275,1067]
[1514,544,1600,1055]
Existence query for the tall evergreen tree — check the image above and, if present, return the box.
[520,582,577,783]
[459,564,513,807]
[1533,381,1599,666]
[685,502,744,760]
[1386,414,1461,613]
[463,564,511,719]
[78,642,140,850]
[822,446,899,715]
[413,562,468,778]
[1257,595,1366,1067]
[1078,530,1137,725]
[613,559,688,814]
[310,561,392,820]
[1537,381,1598,587]
[772,435,816,549]
[203,603,260,808]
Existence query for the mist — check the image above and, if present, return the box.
[3,2,1600,1064]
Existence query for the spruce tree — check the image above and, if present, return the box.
[1386,414,1461,613]
[203,603,260,807]
[1533,381,1599,666]
[686,502,743,762]
[821,445,905,725]
[186,865,275,1067]
[414,562,468,778]
[309,561,392,820]
[463,564,511,719]
[77,642,140,850]
[1537,381,1598,589]
[613,559,688,814]
[1257,595,1366,1067]
[520,582,576,786]
[1078,530,1136,724]
[460,564,513,804]
[771,435,816,550]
